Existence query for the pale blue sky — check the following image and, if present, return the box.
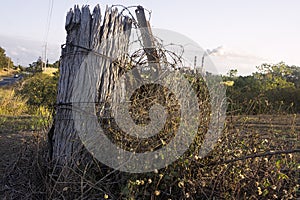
[0,0,299,75]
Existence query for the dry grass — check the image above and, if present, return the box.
[0,114,52,199]
[0,88,28,116]
[0,68,19,77]
[42,68,58,76]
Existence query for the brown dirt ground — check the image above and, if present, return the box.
[0,114,299,199]
[0,118,48,199]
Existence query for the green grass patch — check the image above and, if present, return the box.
[0,116,46,133]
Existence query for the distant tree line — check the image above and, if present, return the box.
[224,62,300,114]
[2,45,299,114]
[0,46,60,73]
[26,57,59,73]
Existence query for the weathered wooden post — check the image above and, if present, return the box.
[49,5,132,197]
[135,6,160,77]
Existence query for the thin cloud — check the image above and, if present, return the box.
[207,46,266,62]
[17,46,29,52]
[206,46,270,75]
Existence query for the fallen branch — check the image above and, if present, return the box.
[206,148,300,167]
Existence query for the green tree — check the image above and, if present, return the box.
[26,57,44,73]
[47,60,60,68]
[253,62,295,91]
[225,62,300,114]
[0,46,13,69]
[285,65,300,88]
[227,69,238,78]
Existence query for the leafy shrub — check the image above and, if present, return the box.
[17,73,58,109]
